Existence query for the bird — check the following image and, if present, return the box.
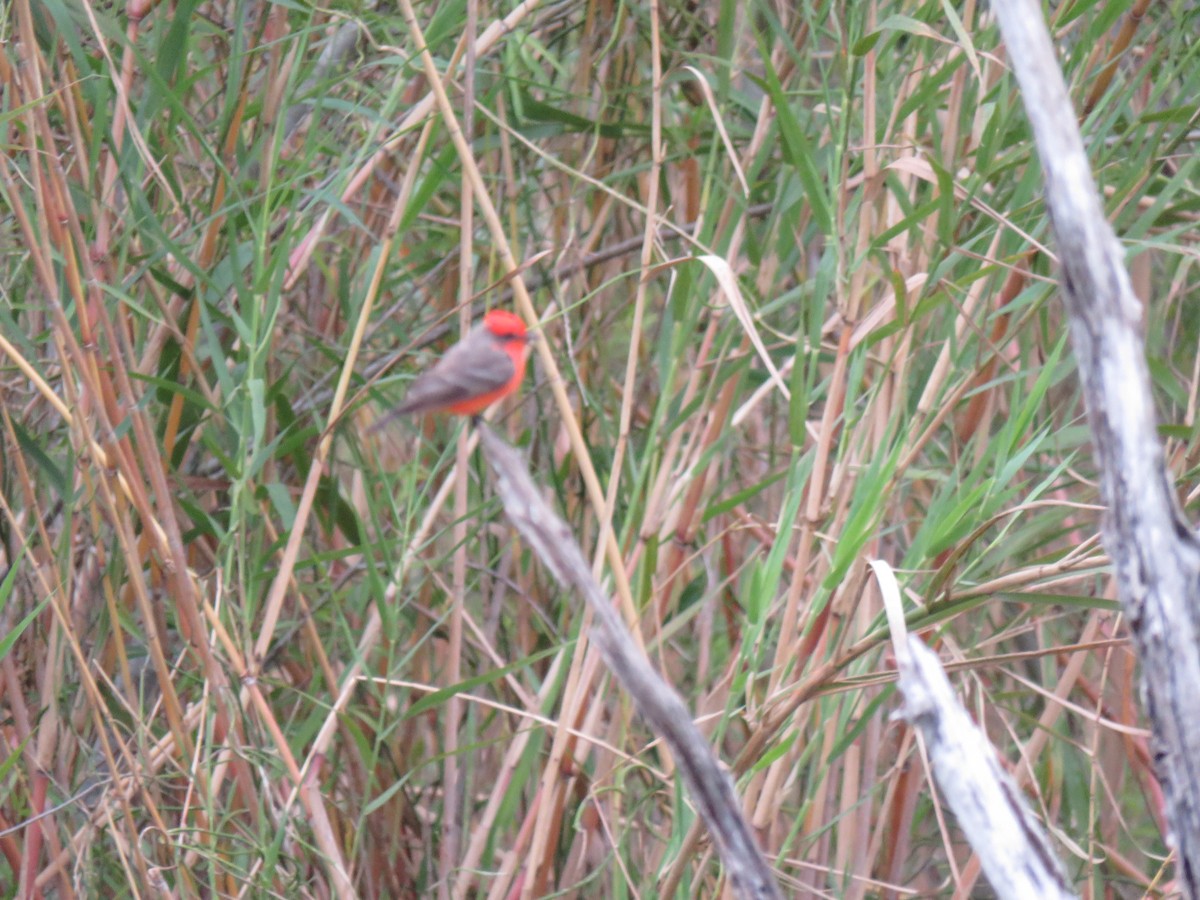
[374,310,532,426]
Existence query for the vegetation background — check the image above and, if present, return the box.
[2,0,1199,896]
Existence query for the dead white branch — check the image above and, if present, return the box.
[873,560,1076,899]
[992,1,1200,895]
[478,423,782,900]
[896,638,1076,900]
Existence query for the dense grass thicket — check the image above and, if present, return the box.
[2,0,1199,895]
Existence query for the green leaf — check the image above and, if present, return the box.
[0,548,49,662]
[406,645,562,719]
[10,423,67,499]
[749,57,833,235]
[851,31,882,56]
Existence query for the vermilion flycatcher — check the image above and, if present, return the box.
[377,310,532,422]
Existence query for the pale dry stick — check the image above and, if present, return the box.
[526,0,667,889]
[478,424,783,900]
[441,1,480,889]
[252,114,434,667]
[284,0,544,289]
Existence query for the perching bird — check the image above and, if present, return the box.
[375,310,532,424]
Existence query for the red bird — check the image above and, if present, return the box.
[379,310,532,422]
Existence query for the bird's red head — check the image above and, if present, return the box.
[483,310,530,343]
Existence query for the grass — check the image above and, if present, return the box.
[2,0,1199,896]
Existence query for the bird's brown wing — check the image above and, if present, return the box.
[391,336,515,415]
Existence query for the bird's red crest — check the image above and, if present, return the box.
[484,310,528,340]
